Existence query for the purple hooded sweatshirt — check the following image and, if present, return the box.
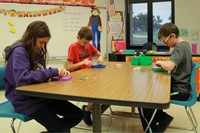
[4,42,58,116]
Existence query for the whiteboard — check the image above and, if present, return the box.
[0,3,107,59]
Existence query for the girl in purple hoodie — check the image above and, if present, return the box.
[3,21,83,133]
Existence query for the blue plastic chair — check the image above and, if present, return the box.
[0,66,32,133]
[0,66,5,90]
[170,62,199,133]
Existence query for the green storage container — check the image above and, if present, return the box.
[140,56,152,66]
[131,54,152,66]
[131,56,140,65]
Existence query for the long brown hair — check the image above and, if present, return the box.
[4,21,51,70]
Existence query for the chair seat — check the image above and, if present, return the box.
[171,97,196,107]
[0,101,32,122]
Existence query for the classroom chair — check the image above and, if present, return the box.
[170,62,199,133]
[142,42,159,52]
[0,66,5,90]
[0,66,32,133]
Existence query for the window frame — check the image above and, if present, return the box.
[125,0,175,51]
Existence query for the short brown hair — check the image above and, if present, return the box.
[78,27,93,41]
[158,23,180,40]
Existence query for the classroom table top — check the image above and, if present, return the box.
[16,62,171,109]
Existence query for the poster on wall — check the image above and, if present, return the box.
[180,28,189,38]
[190,29,199,41]
[108,11,124,34]
[180,27,200,54]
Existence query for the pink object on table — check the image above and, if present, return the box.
[51,75,72,81]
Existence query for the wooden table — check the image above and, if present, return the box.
[109,52,200,100]
[16,62,171,132]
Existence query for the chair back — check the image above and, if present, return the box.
[0,66,5,90]
[171,62,200,106]
[189,62,200,106]
[143,42,159,52]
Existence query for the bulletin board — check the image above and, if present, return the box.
[0,3,107,59]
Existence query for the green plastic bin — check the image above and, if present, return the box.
[140,56,152,66]
[131,56,140,65]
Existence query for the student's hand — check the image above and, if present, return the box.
[58,68,70,77]
[83,59,93,66]
[97,56,104,64]
[156,60,175,71]
[155,60,162,67]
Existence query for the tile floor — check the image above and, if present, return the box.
[0,90,200,133]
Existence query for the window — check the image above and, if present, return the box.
[125,0,174,51]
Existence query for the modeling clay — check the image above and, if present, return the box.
[51,75,72,81]
[92,64,106,68]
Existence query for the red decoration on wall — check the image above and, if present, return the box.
[0,0,96,7]
[0,6,65,17]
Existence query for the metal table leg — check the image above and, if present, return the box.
[144,109,157,133]
[93,103,101,132]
